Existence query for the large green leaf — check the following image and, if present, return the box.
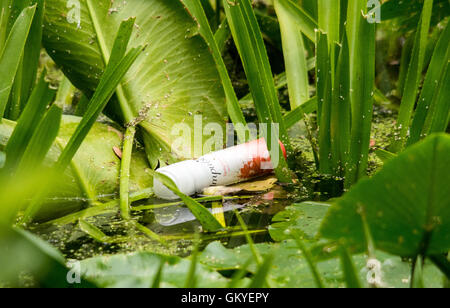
[0,5,36,118]
[0,116,152,221]
[199,241,444,288]
[79,251,231,288]
[320,134,450,257]
[43,0,227,166]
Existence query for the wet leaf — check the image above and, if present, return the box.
[320,134,450,257]
[43,0,227,166]
[0,5,36,118]
[79,251,230,288]
[269,202,330,241]
[0,116,152,221]
[199,241,444,288]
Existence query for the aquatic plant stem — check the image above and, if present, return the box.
[185,234,200,288]
[292,231,325,288]
[234,208,262,265]
[120,125,136,220]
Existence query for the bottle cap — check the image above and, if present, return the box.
[153,160,206,200]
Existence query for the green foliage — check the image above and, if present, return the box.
[43,0,227,167]
[21,20,144,223]
[274,0,310,110]
[390,0,434,153]
[0,0,449,289]
[0,5,36,118]
[320,134,450,257]
[79,251,230,288]
[0,228,95,287]
[15,105,62,176]
[0,116,153,222]
[408,21,450,146]
[381,0,449,31]
[223,0,292,182]
[181,0,247,142]
[339,245,362,288]
[5,0,44,120]
[4,71,56,173]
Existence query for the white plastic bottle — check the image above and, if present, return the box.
[153,138,286,200]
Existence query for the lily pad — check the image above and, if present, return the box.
[269,201,331,241]
[79,251,230,288]
[319,134,450,257]
[43,0,227,166]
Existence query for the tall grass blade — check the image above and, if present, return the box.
[20,21,144,224]
[234,208,262,265]
[284,96,318,129]
[345,12,376,187]
[214,18,230,53]
[227,257,252,288]
[55,38,142,169]
[15,105,62,175]
[339,245,362,288]
[223,0,292,182]
[185,235,200,288]
[426,64,450,134]
[119,126,136,220]
[78,219,113,243]
[0,5,36,118]
[7,0,44,119]
[316,30,332,174]
[248,254,273,288]
[317,0,340,48]
[274,0,317,43]
[182,0,247,142]
[0,0,13,51]
[390,0,434,153]
[292,232,325,288]
[4,71,56,173]
[330,33,351,177]
[151,259,165,288]
[408,21,450,145]
[274,0,310,110]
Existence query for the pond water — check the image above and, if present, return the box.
[30,104,396,261]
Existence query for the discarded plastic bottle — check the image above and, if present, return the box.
[153,138,287,200]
